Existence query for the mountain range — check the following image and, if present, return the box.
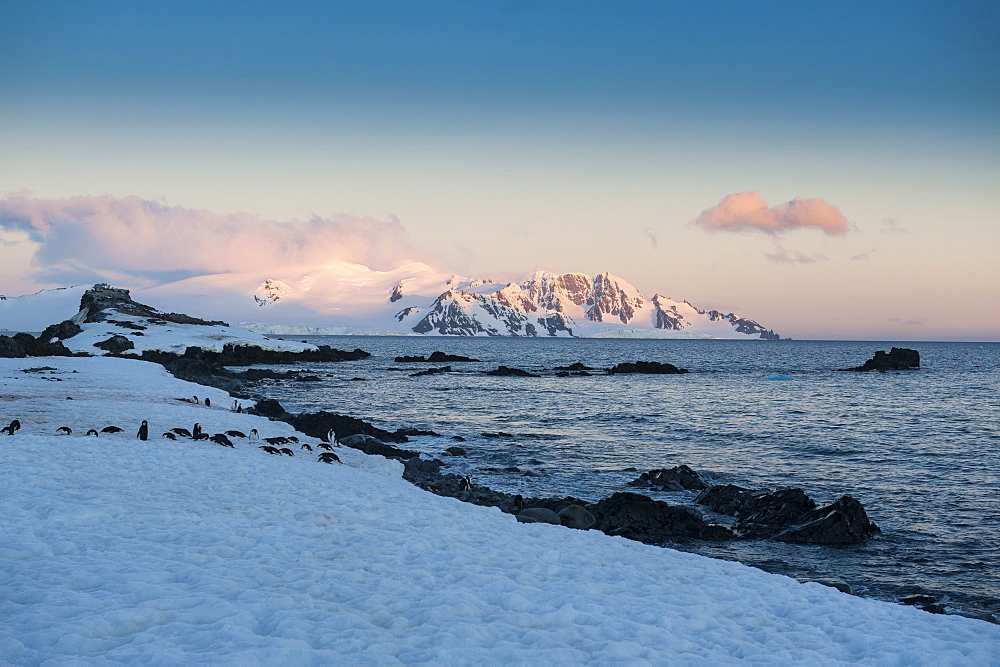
[1,262,780,339]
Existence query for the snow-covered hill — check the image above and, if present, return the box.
[1,265,781,339]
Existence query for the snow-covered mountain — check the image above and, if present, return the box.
[1,265,780,339]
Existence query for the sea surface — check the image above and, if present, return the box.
[250,337,1000,620]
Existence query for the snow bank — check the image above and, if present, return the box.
[1,357,997,663]
[0,285,89,333]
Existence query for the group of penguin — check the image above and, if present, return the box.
[1,418,341,464]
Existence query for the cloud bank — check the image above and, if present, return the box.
[695,191,849,236]
[0,195,440,286]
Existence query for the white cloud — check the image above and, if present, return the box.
[695,191,850,236]
[0,194,443,286]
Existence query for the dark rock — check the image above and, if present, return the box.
[555,371,570,377]
[410,366,451,377]
[485,365,539,377]
[340,434,420,459]
[395,351,480,363]
[404,456,442,476]
[445,446,467,456]
[734,488,817,539]
[558,504,596,530]
[39,319,83,341]
[0,332,75,358]
[694,484,755,516]
[94,335,135,353]
[772,495,881,545]
[901,594,938,607]
[482,432,514,438]
[840,347,920,372]
[249,398,289,420]
[451,435,466,442]
[139,342,369,367]
[553,362,594,371]
[589,492,734,543]
[395,427,441,437]
[517,507,561,525]
[607,361,688,375]
[289,411,409,444]
[629,465,709,490]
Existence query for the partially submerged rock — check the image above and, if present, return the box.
[839,347,920,372]
[607,361,688,375]
[395,351,480,363]
[590,492,734,543]
[485,365,539,377]
[629,465,709,491]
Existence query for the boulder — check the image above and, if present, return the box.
[773,495,881,545]
[395,351,480,363]
[410,366,451,377]
[94,335,135,353]
[607,361,688,375]
[589,492,734,543]
[250,398,289,420]
[840,347,920,372]
[734,488,817,539]
[553,362,594,371]
[339,434,420,460]
[798,578,853,595]
[629,465,709,491]
[485,365,539,377]
[558,504,596,530]
[444,446,467,456]
[694,484,755,516]
[517,507,561,525]
[289,410,409,444]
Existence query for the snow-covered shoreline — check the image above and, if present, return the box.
[2,356,998,663]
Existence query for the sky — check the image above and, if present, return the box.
[1,0,998,340]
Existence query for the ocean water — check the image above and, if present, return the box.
[251,337,1000,620]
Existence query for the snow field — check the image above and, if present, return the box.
[1,357,998,664]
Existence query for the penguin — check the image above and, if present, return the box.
[324,429,336,444]
[101,426,124,433]
[204,397,211,407]
[318,452,340,464]
[193,423,202,439]
[264,436,288,445]
[163,432,177,440]
[459,475,473,492]
[259,445,280,455]
[287,436,299,443]
[317,442,334,452]
[249,429,259,441]
[171,427,192,438]
[2,419,21,435]
[237,404,243,414]
[300,443,313,452]
[86,429,99,437]
[192,396,199,404]
[193,433,210,441]
[137,420,148,441]
[278,448,294,456]
[231,400,239,412]
[225,430,247,438]
[210,433,234,448]
[56,426,72,435]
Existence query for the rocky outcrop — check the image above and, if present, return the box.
[138,342,369,367]
[694,485,881,544]
[840,347,920,372]
[589,492,734,543]
[344,434,421,460]
[286,409,411,444]
[395,351,481,363]
[485,366,539,377]
[94,335,135,354]
[628,465,709,491]
[607,361,688,375]
[410,366,451,377]
[0,332,75,358]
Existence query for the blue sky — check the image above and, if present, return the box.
[2,1,998,339]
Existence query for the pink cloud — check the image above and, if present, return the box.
[0,194,443,286]
[695,191,850,236]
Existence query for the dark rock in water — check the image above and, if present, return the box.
[553,362,594,371]
[94,335,135,353]
[734,488,817,539]
[694,484,755,516]
[395,427,441,437]
[445,446,467,456]
[517,507,561,525]
[482,432,514,438]
[629,465,709,490]
[558,504,596,530]
[290,411,410,444]
[901,594,939,607]
[485,365,539,377]
[410,365,451,377]
[395,351,481,363]
[589,492,734,543]
[840,347,920,372]
[607,361,688,375]
[451,435,466,442]
[340,434,420,460]
[773,495,881,545]
[404,456,442,476]
[555,371,570,377]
